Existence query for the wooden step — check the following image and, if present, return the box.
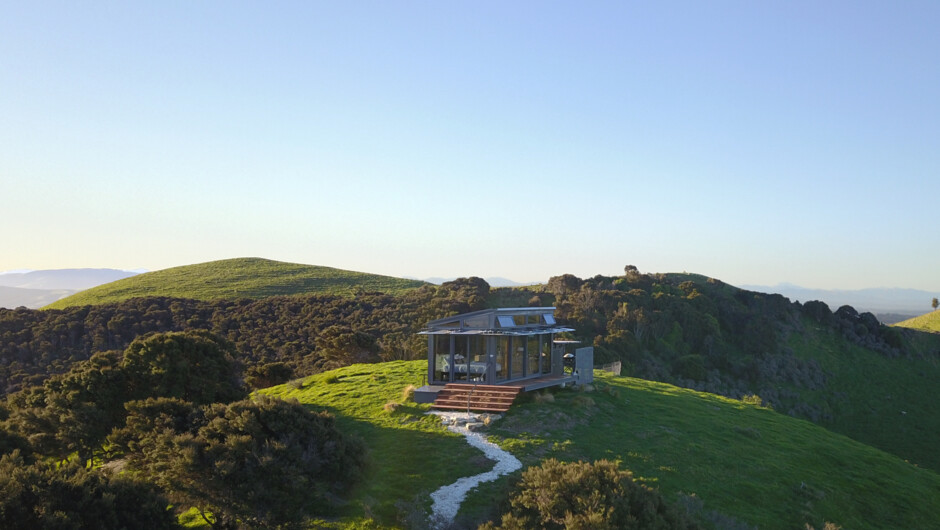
[431,403,512,413]
[434,397,513,407]
[431,384,522,413]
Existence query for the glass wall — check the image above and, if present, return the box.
[469,336,486,382]
[496,336,509,382]
[512,337,524,379]
[430,331,559,384]
[527,336,539,376]
[453,335,468,382]
[434,335,452,382]
[541,334,553,374]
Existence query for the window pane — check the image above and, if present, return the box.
[541,335,553,374]
[496,337,509,381]
[528,336,539,376]
[512,337,524,379]
[435,336,452,382]
[454,336,468,381]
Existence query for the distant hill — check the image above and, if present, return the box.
[742,283,936,321]
[0,268,138,290]
[0,268,138,309]
[0,286,77,309]
[894,310,940,333]
[45,258,427,309]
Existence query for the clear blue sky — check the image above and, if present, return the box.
[2,1,938,290]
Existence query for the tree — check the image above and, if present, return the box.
[547,274,583,298]
[122,330,245,405]
[933,297,938,311]
[122,395,366,528]
[314,325,379,366]
[244,362,294,389]
[481,459,700,530]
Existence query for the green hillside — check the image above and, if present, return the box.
[261,361,940,530]
[788,321,940,473]
[45,258,426,309]
[895,310,940,333]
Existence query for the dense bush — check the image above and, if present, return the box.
[117,395,366,528]
[0,452,180,529]
[3,330,245,464]
[480,458,700,529]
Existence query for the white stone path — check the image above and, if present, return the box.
[427,411,522,529]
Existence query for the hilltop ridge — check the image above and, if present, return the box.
[894,310,940,333]
[44,258,427,309]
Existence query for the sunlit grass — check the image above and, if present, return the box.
[895,310,940,332]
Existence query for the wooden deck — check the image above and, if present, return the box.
[517,373,577,392]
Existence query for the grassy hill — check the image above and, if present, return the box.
[260,361,940,530]
[787,321,940,473]
[895,310,940,333]
[45,258,426,309]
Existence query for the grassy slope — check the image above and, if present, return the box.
[261,361,940,530]
[45,258,426,309]
[895,310,940,332]
[789,321,940,472]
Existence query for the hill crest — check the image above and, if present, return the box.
[44,257,427,309]
[894,310,940,332]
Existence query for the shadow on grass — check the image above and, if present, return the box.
[301,403,488,526]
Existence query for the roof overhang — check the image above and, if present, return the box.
[418,326,574,336]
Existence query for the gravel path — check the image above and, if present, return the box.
[427,411,522,529]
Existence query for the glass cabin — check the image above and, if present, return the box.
[420,307,574,385]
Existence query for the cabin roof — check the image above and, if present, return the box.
[419,307,573,336]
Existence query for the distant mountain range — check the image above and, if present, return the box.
[0,269,139,309]
[741,283,938,323]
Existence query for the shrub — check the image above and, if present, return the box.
[674,355,707,381]
[741,394,769,408]
[571,395,595,408]
[245,362,294,389]
[533,392,555,404]
[323,374,340,384]
[401,384,416,402]
[480,459,700,529]
[383,402,401,413]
